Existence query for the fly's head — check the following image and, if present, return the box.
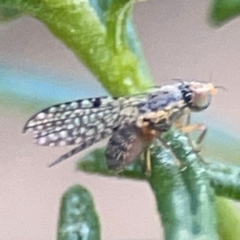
[180,81,217,112]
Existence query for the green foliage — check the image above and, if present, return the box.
[79,130,220,239]
[79,144,240,201]
[210,0,240,25]
[216,198,240,240]
[0,0,153,96]
[0,6,21,21]
[207,160,240,200]
[57,185,101,240]
[148,147,195,240]
[78,148,146,179]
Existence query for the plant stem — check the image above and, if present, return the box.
[0,0,153,96]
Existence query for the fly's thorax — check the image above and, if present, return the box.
[136,99,186,127]
[137,84,183,114]
[134,117,162,143]
[136,111,165,129]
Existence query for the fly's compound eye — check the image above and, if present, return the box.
[188,83,215,111]
[191,91,211,111]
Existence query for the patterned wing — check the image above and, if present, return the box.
[23,96,145,166]
[23,96,143,146]
[24,97,116,146]
[105,123,144,171]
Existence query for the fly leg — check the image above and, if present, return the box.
[143,122,173,177]
[141,133,179,176]
[176,113,207,152]
[140,147,152,177]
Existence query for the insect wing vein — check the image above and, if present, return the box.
[23,96,144,148]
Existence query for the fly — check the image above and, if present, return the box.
[23,81,217,170]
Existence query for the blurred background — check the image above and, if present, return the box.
[1,0,240,239]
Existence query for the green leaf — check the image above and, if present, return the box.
[57,185,101,240]
[78,147,240,202]
[0,6,21,21]
[163,130,218,239]
[78,133,220,239]
[0,0,153,96]
[148,147,195,239]
[77,148,146,179]
[210,0,240,26]
[217,198,240,240]
[206,160,240,200]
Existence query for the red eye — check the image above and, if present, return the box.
[191,91,211,111]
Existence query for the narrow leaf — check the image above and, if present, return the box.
[57,185,101,240]
[210,0,240,26]
[217,198,240,240]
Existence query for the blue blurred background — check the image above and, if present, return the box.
[0,63,107,109]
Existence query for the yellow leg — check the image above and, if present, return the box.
[145,148,151,176]
[140,147,152,177]
[176,113,207,152]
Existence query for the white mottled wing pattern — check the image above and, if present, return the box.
[23,97,142,147]
[23,96,145,166]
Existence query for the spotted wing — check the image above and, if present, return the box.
[105,123,144,171]
[23,96,143,148]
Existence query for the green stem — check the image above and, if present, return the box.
[207,160,240,200]
[216,197,240,240]
[57,185,101,240]
[0,6,21,20]
[0,0,153,96]
[106,0,133,51]
[164,130,218,239]
[79,148,240,202]
[148,147,194,240]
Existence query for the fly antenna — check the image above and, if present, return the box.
[171,78,184,84]
[215,85,228,92]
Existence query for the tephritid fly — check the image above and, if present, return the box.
[23,81,217,170]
